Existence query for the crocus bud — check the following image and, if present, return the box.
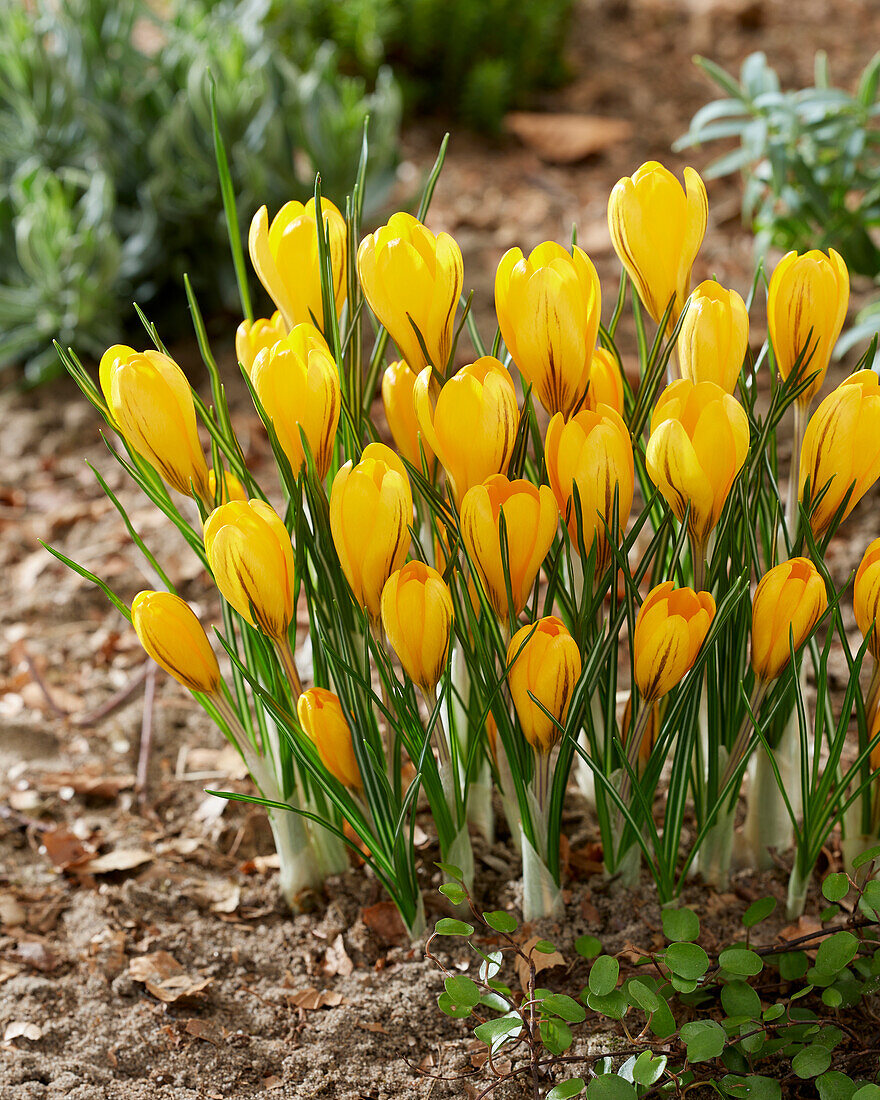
[855,539,880,660]
[381,562,453,693]
[208,468,247,504]
[507,617,581,753]
[297,688,361,789]
[459,475,557,619]
[100,345,209,500]
[495,241,601,417]
[750,558,827,682]
[608,161,708,325]
[767,248,849,402]
[799,371,880,534]
[203,499,295,641]
[131,590,221,694]
[235,312,287,377]
[413,357,519,502]
[357,212,463,373]
[678,281,749,393]
[545,405,634,570]
[382,360,436,470]
[621,694,660,774]
[646,379,749,545]
[633,582,715,703]
[585,348,625,416]
[248,199,347,331]
[330,443,413,623]
[251,325,340,479]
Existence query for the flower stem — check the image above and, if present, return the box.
[785,398,808,545]
[277,637,304,699]
[720,679,769,792]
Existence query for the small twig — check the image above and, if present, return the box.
[136,663,158,805]
[22,647,69,718]
[70,663,149,726]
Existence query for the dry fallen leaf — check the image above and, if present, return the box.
[356,1021,389,1034]
[129,951,212,1003]
[83,849,153,875]
[4,1021,42,1043]
[322,933,353,978]
[506,111,633,164]
[262,1077,283,1090]
[193,880,241,915]
[515,936,565,994]
[39,770,134,801]
[361,901,407,945]
[42,827,93,871]
[184,1018,226,1045]
[286,987,347,1010]
[778,915,823,959]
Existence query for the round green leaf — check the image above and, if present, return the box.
[742,897,776,928]
[740,1075,782,1099]
[719,947,763,977]
[665,941,710,980]
[817,1069,858,1100]
[436,862,464,879]
[479,950,503,982]
[474,1015,521,1048]
[585,1075,637,1099]
[853,1086,880,1099]
[575,935,602,960]
[540,1017,573,1055]
[585,988,629,1020]
[627,979,663,1014]
[862,880,880,912]
[822,986,844,1009]
[437,990,472,1018]
[681,1019,725,1062]
[534,939,558,954]
[542,993,586,1023]
[547,1079,586,1100]
[482,909,517,934]
[435,918,474,936]
[851,843,880,870]
[815,931,859,975]
[589,955,620,996]
[721,980,761,1019]
[632,1050,667,1086]
[444,975,480,1007]
[778,951,809,980]
[662,906,700,942]
[439,882,466,905]
[822,872,850,903]
[792,1044,833,1079]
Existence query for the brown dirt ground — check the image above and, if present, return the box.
[3,1,880,1097]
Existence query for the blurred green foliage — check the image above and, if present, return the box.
[677,51,880,279]
[678,51,880,362]
[0,0,402,384]
[278,0,574,132]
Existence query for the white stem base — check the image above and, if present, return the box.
[697,803,736,890]
[786,862,811,920]
[466,760,495,846]
[521,828,563,922]
[445,823,475,893]
[268,806,323,908]
[741,739,796,872]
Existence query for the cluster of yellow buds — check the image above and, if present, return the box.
[72,147,880,929]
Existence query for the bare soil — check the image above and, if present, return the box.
[3,1,880,1096]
